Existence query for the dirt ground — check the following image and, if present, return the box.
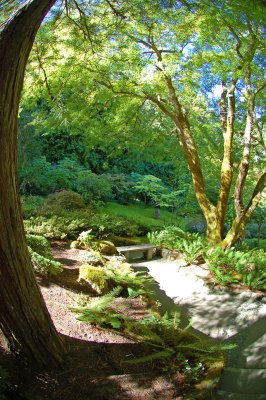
[0,244,197,400]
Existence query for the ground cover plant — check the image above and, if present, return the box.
[148,226,207,264]
[26,234,63,275]
[206,247,266,290]
[22,196,185,240]
[71,281,225,397]
[148,226,266,290]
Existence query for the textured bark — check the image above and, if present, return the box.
[234,70,255,218]
[222,171,266,248]
[216,79,236,236]
[0,0,66,367]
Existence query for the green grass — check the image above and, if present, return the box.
[98,202,186,231]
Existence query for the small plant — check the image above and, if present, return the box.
[26,234,52,258]
[148,226,207,263]
[29,248,63,276]
[181,237,206,264]
[71,290,225,394]
[105,264,154,298]
[26,234,63,276]
[77,229,94,248]
[206,247,266,289]
[70,286,127,329]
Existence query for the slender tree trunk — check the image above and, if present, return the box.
[222,171,266,248]
[0,0,66,367]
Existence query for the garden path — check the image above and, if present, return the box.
[132,258,266,400]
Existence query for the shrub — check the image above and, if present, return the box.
[19,156,73,195]
[26,234,52,258]
[148,226,194,248]
[89,213,140,238]
[102,173,135,204]
[24,215,89,239]
[43,190,86,211]
[148,226,207,263]
[245,222,266,239]
[21,195,46,218]
[206,247,266,289]
[28,248,63,276]
[185,216,207,234]
[75,171,113,204]
[240,239,266,252]
[25,234,63,275]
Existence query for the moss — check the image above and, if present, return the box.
[92,240,117,255]
[78,265,112,294]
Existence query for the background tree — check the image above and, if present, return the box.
[52,0,265,247]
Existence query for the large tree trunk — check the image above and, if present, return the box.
[0,0,66,367]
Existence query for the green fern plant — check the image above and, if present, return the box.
[180,238,206,264]
[70,287,128,329]
[105,265,154,297]
[206,246,266,289]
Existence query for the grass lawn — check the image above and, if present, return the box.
[98,202,186,230]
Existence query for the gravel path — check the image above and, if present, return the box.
[132,258,266,400]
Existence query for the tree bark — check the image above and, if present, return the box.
[0,0,66,367]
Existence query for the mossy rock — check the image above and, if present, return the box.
[70,240,83,249]
[93,240,117,255]
[78,265,112,294]
[106,257,131,270]
[82,250,104,266]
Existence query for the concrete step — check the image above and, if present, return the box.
[215,390,266,400]
[217,367,266,394]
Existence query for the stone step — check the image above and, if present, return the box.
[215,390,266,400]
[218,367,266,394]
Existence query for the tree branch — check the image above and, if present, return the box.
[243,170,266,221]
[234,67,255,218]
[217,79,236,222]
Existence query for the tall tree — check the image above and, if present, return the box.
[55,0,265,247]
[0,0,66,367]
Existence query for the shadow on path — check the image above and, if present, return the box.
[132,259,266,399]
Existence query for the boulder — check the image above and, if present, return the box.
[82,250,104,266]
[78,265,111,295]
[94,240,117,255]
[70,240,83,249]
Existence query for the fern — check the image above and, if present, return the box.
[70,286,127,329]
[181,238,206,264]
[125,348,175,364]
[127,287,147,298]
[71,286,122,314]
[105,265,154,297]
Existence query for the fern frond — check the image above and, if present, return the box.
[125,348,175,364]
